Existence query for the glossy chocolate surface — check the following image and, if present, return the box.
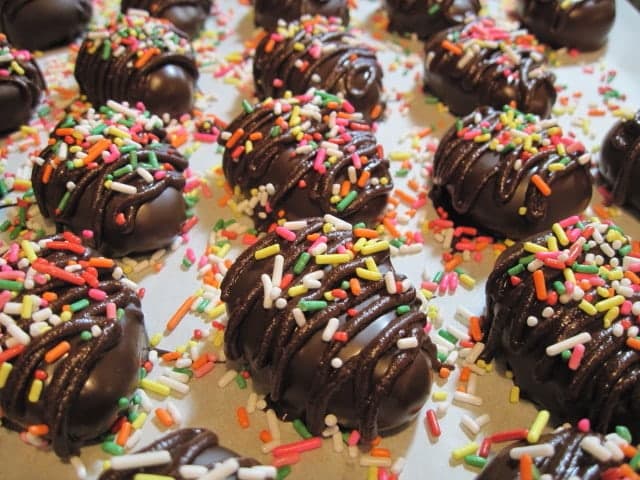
[516,0,615,52]
[0,34,45,134]
[0,236,147,458]
[253,16,385,122]
[430,106,592,239]
[599,110,640,214]
[423,18,557,117]
[385,0,480,40]
[483,219,640,439]
[221,217,437,442]
[75,13,198,118]
[221,91,392,230]
[121,0,213,38]
[31,102,188,257]
[0,0,92,51]
[254,0,349,31]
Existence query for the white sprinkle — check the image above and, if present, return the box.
[157,375,190,394]
[325,414,338,427]
[91,325,103,337]
[527,316,538,327]
[136,167,154,183]
[453,391,482,406]
[612,323,624,337]
[542,306,555,318]
[266,409,281,441]
[125,429,143,449]
[323,214,352,231]
[167,401,183,426]
[331,357,343,368]
[218,369,238,388]
[293,308,306,327]
[179,465,209,479]
[360,456,392,468]
[447,324,470,342]
[546,332,592,356]
[70,457,87,480]
[604,440,625,461]
[200,457,240,480]
[109,450,172,470]
[454,306,475,324]
[385,271,397,294]
[109,181,137,195]
[509,443,555,459]
[282,220,307,230]
[391,457,406,475]
[7,323,30,345]
[332,431,344,452]
[475,414,490,428]
[322,317,340,342]
[261,274,273,309]
[397,337,419,349]
[238,466,277,480]
[461,414,480,435]
[580,435,612,462]
[31,307,52,323]
[464,342,485,365]
[247,392,258,414]
[272,255,284,287]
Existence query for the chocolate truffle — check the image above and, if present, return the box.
[99,428,273,479]
[254,0,350,31]
[253,16,385,122]
[0,235,147,458]
[599,110,640,214]
[483,217,640,439]
[0,0,92,51]
[121,0,213,38]
[477,427,628,479]
[423,18,557,117]
[75,12,198,118]
[221,217,437,442]
[385,0,480,40]
[221,91,393,230]
[0,34,46,134]
[515,0,615,52]
[31,100,188,257]
[430,106,593,239]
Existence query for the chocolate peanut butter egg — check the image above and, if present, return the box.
[221,90,392,230]
[0,34,46,134]
[0,235,147,458]
[423,17,557,117]
[0,0,92,51]
[221,217,437,442]
[75,12,198,118]
[430,105,592,239]
[121,0,213,38]
[253,15,385,123]
[483,218,640,439]
[254,0,350,31]
[31,101,188,257]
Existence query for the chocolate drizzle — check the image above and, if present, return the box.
[253,16,385,122]
[483,219,640,439]
[0,237,147,458]
[0,34,46,134]
[221,92,392,229]
[516,0,615,52]
[254,0,350,31]
[99,428,261,479]
[384,0,480,40]
[477,427,623,479]
[221,217,436,441]
[121,0,212,38]
[31,103,188,257]
[430,106,592,239]
[75,13,198,118]
[599,110,640,214]
[423,18,557,117]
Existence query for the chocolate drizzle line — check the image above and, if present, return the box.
[221,218,436,441]
[482,220,640,438]
[253,16,385,122]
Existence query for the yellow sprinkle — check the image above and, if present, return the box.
[504,239,515,247]
[139,378,170,397]
[324,292,335,301]
[603,307,619,328]
[459,274,476,289]
[548,163,566,172]
[432,391,448,401]
[389,151,412,161]
[288,285,308,297]
[315,253,352,265]
[509,386,520,403]
[10,60,24,75]
[421,288,434,300]
[473,133,491,143]
[505,370,514,379]
[0,362,13,388]
[60,311,72,322]
[329,195,341,204]
[367,466,377,480]
[364,257,378,272]
[149,333,163,347]
[360,241,390,255]
[176,344,187,354]
[356,267,382,281]
[216,243,231,258]
[20,125,37,135]
[20,240,37,262]
[28,379,43,403]
[20,296,34,320]
[579,299,597,316]
[379,177,389,185]
[563,268,576,285]
[551,223,569,246]
[606,229,624,243]
[213,329,224,347]
[132,412,148,430]
[527,410,550,443]
[547,235,559,252]
[606,269,624,281]
[244,140,253,154]
[595,295,625,312]
[353,237,367,252]
[206,303,226,319]
[596,286,611,298]
[452,442,479,460]
[523,242,548,254]
[556,143,566,156]
[518,206,527,216]
[107,126,131,139]
[322,222,334,234]
[254,244,280,260]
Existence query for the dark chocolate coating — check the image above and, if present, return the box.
[0,0,92,51]
[0,236,147,458]
[477,427,623,479]
[254,0,350,31]
[221,93,392,230]
[75,14,198,118]
[121,0,213,38]
[99,428,263,479]
[483,219,640,439]
[423,18,557,117]
[253,16,385,122]
[221,218,437,442]
[599,110,640,214]
[385,0,480,40]
[0,35,46,134]
[516,0,615,52]
[430,106,593,239]
[31,105,188,257]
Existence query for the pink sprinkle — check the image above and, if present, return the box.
[272,452,300,468]
[185,248,196,263]
[342,100,355,114]
[448,272,459,294]
[154,171,167,180]
[628,262,640,273]
[88,288,107,301]
[568,343,585,370]
[275,226,296,242]
[82,230,94,239]
[621,300,633,316]
[577,418,590,432]
[193,132,218,143]
[0,290,12,310]
[0,271,25,280]
[422,281,438,292]
[106,302,117,320]
[307,235,327,253]
[273,437,323,457]
[314,148,327,174]
[347,430,360,447]
[558,216,580,229]
[567,228,581,243]
[351,152,361,169]
[197,255,208,269]
[7,243,19,263]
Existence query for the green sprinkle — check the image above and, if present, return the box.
[80,331,93,341]
[277,466,292,480]
[101,441,124,456]
[70,298,90,312]
[507,264,525,276]
[630,452,640,470]
[561,350,571,361]
[340,280,350,290]
[0,220,11,232]
[118,397,130,409]
[196,298,210,313]
[293,252,311,275]
[615,425,632,443]
[573,264,599,274]
[113,165,133,178]
[9,226,22,240]
[147,151,159,168]
[437,351,447,363]
[101,41,111,60]
[619,244,632,256]
[336,191,357,212]
[173,367,193,378]
[518,254,535,265]
[438,329,457,345]
[293,419,313,439]
[299,300,327,312]
[0,280,23,291]
[57,191,71,213]
[432,271,444,283]
[395,168,409,177]
[0,179,7,197]
[242,99,254,113]
[428,3,440,14]
[396,305,411,315]
[235,374,247,389]
[117,308,124,320]
[553,281,566,294]
[463,455,487,469]
[270,125,281,137]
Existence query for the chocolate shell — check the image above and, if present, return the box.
[0,235,147,458]
[121,0,213,38]
[31,101,188,257]
[516,0,615,52]
[0,0,92,51]
[477,427,628,479]
[430,106,593,239]
[385,0,480,40]
[254,0,350,31]
[99,428,271,479]
[253,16,385,122]
[0,34,46,134]
[423,18,557,117]
[221,91,392,229]
[599,110,640,215]
[220,217,437,442]
[75,13,198,118]
[483,218,640,439]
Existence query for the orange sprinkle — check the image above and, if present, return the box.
[382,218,401,238]
[353,228,378,239]
[44,341,71,364]
[370,448,391,458]
[532,269,547,301]
[134,48,159,68]
[519,454,533,480]
[88,257,115,269]
[83,138,111,165]
[264,38,275,53]
[444,255,462,272]
[407,179,420,192]
[531,174,551,197]
[116,421,132,446]
[226,128,245,149]
[417,127,432,138]
[161,351,180,362]
[340,180,351,197]
[249,132,263,141]
[155,408,174,427]
[456,385,467,393]
[626,337,640,351]
[42,164,53,184]
[55,128,75,137]
[371,436,382,447]
[439,367,450,379]
[624,271,640,285]
[441,40,463,55]
[42,292,58,302]
[459,366,471,382]
[237,406,250,429]
[166,295,196,332]
[394,188,417,206]
[469,316,483,342]
[259,430,273,443]
[28,424,49,436]
[621,444,637,458]
[349,278,361,296]
[357,170,371,188]
[370,103,383,120]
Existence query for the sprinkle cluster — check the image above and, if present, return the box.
[0,34,34,79]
